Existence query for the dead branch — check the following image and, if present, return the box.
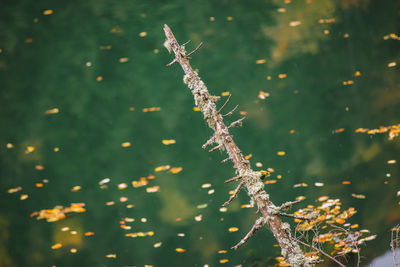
[223,104,239,117]
[217,94,232,114]
[296,239,346,267]
[279,199,303,210]
[163,24,311,267]
[224,175,242,184]
[223,181,245,206]
[233,217,266,250]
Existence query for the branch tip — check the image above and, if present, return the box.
[228,117,246,129]
[232,217,265,250]
[224,175,242,184]
[209,144,223,152]
[223,105,239,117]
[217,94,232,114]
[186,42,203,58]
[223,181,245,206]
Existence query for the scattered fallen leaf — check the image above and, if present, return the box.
[146,186,160,193]
[256,59,267,64]
[258,91,270,100]
[197,203,208,209]
[84,232,95,236]
[8,187,22,194]
[162,139,176,145]
[221,91,230,96]
[155,165,170,172]
[71,186,81,192]
[289,21,301,27]
[45,108,59,114]
[121,142,131,148]
[352,193,366,199]
[51,243,62,250]
[142,107,160,112]
[43,10,53,15]
[228,227,239,232]
[118,183,128,190]
[169,167,182,174]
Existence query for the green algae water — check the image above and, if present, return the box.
[0,0,399,266]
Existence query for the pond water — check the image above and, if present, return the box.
[0,0,399,266]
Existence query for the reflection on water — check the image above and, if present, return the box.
[0,0,399,266]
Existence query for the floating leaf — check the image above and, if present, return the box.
[197,203,208,209]
[221,91,230,96]
[51,243,62,250]
[121,142,131,148]
[118,183,128,190]
[142,107,160,112]
[169,167,182,174]
[175,248,186,253]
[256,59,267,64]
[84,232,95,236]
[351,193,366,199]
[146,186,160,193]
[201,183,211,188]
[8,187,22,194]
[228,227,239,232]
[162,139,176,145]
[43,9,53,15]
[71,186,81,192]
[155,165,170,172]
[258,91,270,100]
[45,108,59,114]
[154,242,162,248]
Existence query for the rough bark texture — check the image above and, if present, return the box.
[163,24,311,267]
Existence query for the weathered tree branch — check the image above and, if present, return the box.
[163,24,311,267]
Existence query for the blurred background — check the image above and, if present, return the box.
[0,0,399,266]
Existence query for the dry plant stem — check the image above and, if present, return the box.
[296,239,346,267]
[163,24,311,267]
[232,217,265,250]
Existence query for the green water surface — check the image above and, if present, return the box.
[0,0,399,266]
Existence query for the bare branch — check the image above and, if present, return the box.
[209,144,223,152]
[279,212,314,221]
[217,94,232,114]
[279,200,303,210]
[221,157,232,163]
[232,217,265,250]
[186,42,203,58]
[228,117,246,129]
[166,58,178,66]
[224,175,242,184]
[223,104,239,117]
[202,135,215,150]
[296,239,346,267]
[182,40,191,46]
[223,181,245,206]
